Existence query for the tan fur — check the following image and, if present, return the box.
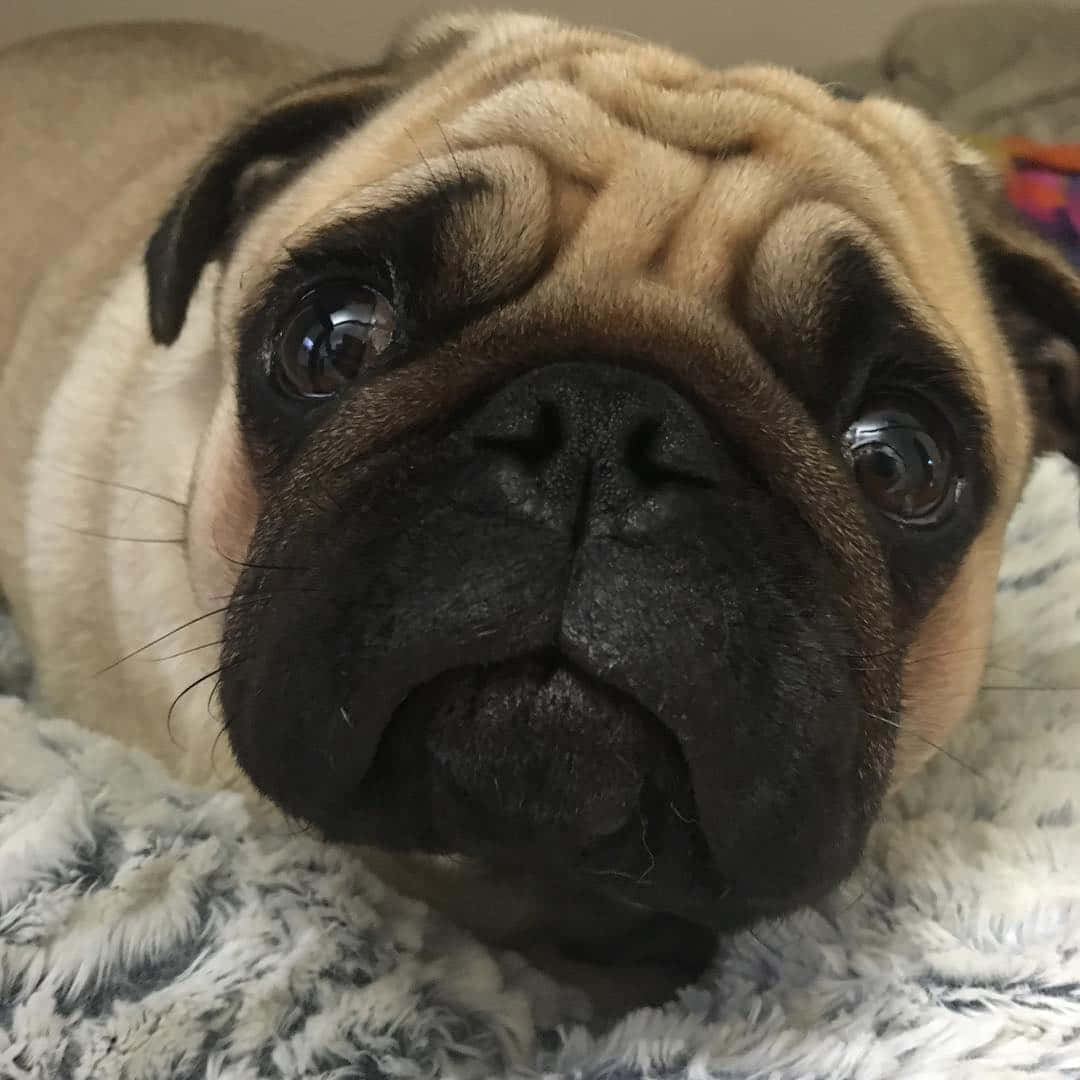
[0,13,1069,984]
[0,23,336,785]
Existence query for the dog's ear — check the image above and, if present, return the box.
[953,143,1080,463]
[145,20,473,345]
[145,69,394,345]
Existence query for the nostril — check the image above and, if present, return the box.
[625,419,661,473]
[475,401,564,466]
[536,402,563,452]
[625,418,719,490]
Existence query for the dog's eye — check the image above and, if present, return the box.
[843,398,958,524]
[271,284,394,399]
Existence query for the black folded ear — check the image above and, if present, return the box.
[145,70,391,345]
[145,19,474,345]
[953,145,1080,463]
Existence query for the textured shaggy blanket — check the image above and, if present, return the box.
[6,5,1080,1078]
[2,454,1079,1080]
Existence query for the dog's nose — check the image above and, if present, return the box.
[467,363,721,539]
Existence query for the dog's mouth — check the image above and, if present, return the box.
[396,652,680,837]
[345,651,737,921]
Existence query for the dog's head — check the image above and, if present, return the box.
[147,13,1080,933]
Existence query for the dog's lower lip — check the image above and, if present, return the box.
[364,650,689,843]
[347,653,754,926]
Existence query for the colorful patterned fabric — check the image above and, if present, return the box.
[968,135,1080,267]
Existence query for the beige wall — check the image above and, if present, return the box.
[3,0,1068,71]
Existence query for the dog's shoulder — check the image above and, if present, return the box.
[0,20,335,183]
[0,20,330,93]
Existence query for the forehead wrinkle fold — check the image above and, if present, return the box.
[433,76,898,298]
[548,71,929,286]
[558,142,710,276]
[571,58,964,305]
[718,71,969,271]
[572,65,811,158]
[706,82,987,340]
[360,29,668,173]
[743,202,991,411]
[446,78,638,188]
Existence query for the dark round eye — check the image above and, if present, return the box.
[843,399,959,524]
[272,283,394,399]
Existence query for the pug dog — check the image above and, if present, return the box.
[2,12,1080,1015]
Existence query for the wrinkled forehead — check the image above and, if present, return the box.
[229,26,1017,435]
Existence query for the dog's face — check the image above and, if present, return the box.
[147,14,1080,935]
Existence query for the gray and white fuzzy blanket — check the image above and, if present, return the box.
[2,454,1080,1080]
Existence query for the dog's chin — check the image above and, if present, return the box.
[379,654,692,843]
[226,620,876,932]
[226,614,876,931]
[328,653,772,929]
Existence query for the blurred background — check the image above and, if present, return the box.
[5,0,1072,70]
[5,2,1080,216]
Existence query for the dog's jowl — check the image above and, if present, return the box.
[2,13,1080,1013]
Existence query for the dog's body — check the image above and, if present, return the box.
[0,24,329,782]
[3,14,1080,1014]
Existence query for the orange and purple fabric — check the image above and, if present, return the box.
[967,136,1080,267]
